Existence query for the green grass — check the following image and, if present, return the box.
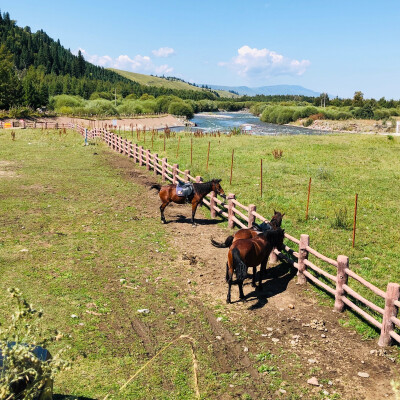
[130,129,400,336]
[0,129,256,399]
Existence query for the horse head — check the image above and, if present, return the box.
[270,210,285,229]
[212,179,226,200]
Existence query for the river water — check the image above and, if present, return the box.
[190,111,327,135]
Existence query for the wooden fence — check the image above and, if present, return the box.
[72,123,400,347]
[0,121,71,129]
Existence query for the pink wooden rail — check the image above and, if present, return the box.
[72,124,400,347]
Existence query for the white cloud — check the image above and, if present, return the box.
[77,48,173,75]
[220,45,310,79]
[152,47,175,58]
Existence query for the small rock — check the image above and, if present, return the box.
[217,317,223,322]
[229,384,234,388]
[243,347,249,352]
[279,389,287,394]
[328,381,333,386]
[216,335,222,340]
[267,327,273,332]
[308,359,317,364]
[20,248,29,252]
[137,309,150,314]
[187,279,191,284]
[321,334,326,338]
[279,308,284,311]
[358,372,370,378]
[307,377,319,386]
[288,304,295,309]
[272,338,280,343]
[322,390,329,395]
[71,314,78,319]
[363,257,371,260]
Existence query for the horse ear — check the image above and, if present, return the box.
[217,179,222,183]
[282,213,285,217]
[274,209,277,214]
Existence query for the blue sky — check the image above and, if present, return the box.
[2,0,400,99]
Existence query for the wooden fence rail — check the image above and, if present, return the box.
[71,123,400,347]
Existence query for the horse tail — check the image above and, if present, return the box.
[232,247,247,281]
[150,184,161,192]
[211,235,234,248]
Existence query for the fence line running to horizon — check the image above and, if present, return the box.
[71,123,400,348]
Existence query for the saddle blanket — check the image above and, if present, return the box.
[176,182,194,197]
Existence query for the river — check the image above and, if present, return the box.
[190,111,328,135]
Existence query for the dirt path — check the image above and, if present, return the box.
[106,151,399,400]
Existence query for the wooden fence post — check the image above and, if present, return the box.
[248,204,256,228]
[139,146,143,166]
[125,139,129,156]
[297,234,309,285]
[227,193,236,229]
[146,149,150,170]
[129,141,133,158]
[184,170,190,182]
[334,255,349,312]
[133,144,138,163]
[210,191,217,218]
[173,164,179,184]
[378,283,400,347]
[162,158,167,181]
[153,153,159,175]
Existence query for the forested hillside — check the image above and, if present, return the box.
[0,10,218,112]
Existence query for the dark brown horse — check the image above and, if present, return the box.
[151,179,226,225]
[211,210,284,248]
[226,228,285,303]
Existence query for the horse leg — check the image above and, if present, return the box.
[160,201,169,224]
[257,259,267,290]
[251,266,257,287]
[191,201,199,226]
[238,280,245,300]
[226,263,233,304]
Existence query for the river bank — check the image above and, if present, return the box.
[289,118,398,135]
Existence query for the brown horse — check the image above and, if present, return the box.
[226,228,285,303]
[151,179,226,225]
[211,210,284,248]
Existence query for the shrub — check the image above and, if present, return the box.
[49,95,84,111]
[0,288,70,399]
[272,149,283,159]
[303,118,313,127]
[168,101,194,119]
[331,207,351,229]
[84,99,118,116]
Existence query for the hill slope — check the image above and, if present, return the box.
[109,68,238,98]
[207,84,320,97]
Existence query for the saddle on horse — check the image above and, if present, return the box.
[176,182,194,198]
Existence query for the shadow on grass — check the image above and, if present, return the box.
[54,396,97,400]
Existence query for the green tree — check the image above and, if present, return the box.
[353,91,364,107]
[0,44,21,109]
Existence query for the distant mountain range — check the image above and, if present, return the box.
[205,84,321,97]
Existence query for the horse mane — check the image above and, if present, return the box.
[261,228,285,247]
[193,179,217,196]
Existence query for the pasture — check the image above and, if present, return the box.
[0,128,399,399]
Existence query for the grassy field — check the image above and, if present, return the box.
[109,68,238,98]
[0,129,261,399]
[1,127,399,399]
[128,129,400,337]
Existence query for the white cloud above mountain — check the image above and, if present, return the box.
[152,47,175,58]
[219,45,310,79]
[78,48,173,75]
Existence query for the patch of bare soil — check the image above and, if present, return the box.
[105,150,399,400]
[0,160,17,178]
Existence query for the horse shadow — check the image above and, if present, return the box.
[166,214,224,226]
[241,262,297,310]
[54,396,96,400]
